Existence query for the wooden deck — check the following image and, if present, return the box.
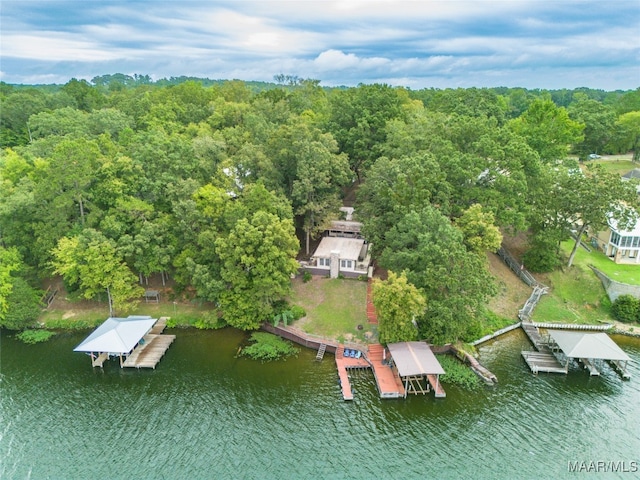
[149,316,168,335]
[335,345,371,400]
[521,321,549,352]
[367,344,405,398]
[122,334,176,368]
[521,350,568,374]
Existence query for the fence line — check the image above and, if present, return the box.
[497,247,538,287]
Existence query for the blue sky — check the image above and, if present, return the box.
[1,0,639,89]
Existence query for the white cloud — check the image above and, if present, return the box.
[0,0,638,89]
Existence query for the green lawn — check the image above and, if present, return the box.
[40,300,215,329]
[560,240,639,285]
[290,276,372,343]
[532,264,613,324]
[591,157,637,175]
[529,240,634,324]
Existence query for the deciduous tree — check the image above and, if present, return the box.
[51,229,143,315]
[215,211,299,330]
[373,271,426,345]
[380,207,497,343]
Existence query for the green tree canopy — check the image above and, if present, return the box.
[455,203,503,254]
[0,246,22,323]
[51,229,144,315]
[379,207,497,343]
[509,98,584,162]
[215,211,299,330]
[373,271,426,345]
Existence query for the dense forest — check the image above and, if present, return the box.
[1,75,639,342]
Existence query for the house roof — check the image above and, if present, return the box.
[329,220,362,234]
[547,330,631,362]
[387,341,446,377]
[74,316,157,354]
[608,216,640,236]
[622,168,640,180]
[312,237,364,261]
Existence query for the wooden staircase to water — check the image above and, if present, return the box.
[316,343,327,361]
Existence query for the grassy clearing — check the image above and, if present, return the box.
[290,276,372,343]
[532,260,613,324]
[560,240,639,285]
[591,156,637,175]
[40,299,216,329]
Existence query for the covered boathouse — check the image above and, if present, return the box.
[74,315,175,369]
[545,330,632,379]
[386,342,446,398]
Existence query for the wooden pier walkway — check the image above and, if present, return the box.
[122,334,176,368]
[335,345,371,400]
[521,350,568,374]
[367,344,405,398]
[121,318,175,369]
[149,316,169,334]
[521,321,568,374]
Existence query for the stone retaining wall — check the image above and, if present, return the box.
[590,266,640,302]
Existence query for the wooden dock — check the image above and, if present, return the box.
[367,344,405,399]
[427,374,446,398]
[149,316,168,334]
[521,320,570,374]
[122,334,176,368]
[521,350,568,374]
[335,345,371,400]
[521,321,548,352]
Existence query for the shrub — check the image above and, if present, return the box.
[1,278,43,330]
[302,271,312,283]
[290,305,306,320]
[193,311,227,329]
[16,329,56,344]
[436,354,481,390]
[611,295,640,323]
[239,332,299,361]
[523,236,562,273]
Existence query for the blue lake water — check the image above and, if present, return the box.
[1,328,639,479]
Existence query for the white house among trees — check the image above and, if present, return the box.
[597,217,640,264]
[307,220,372,277]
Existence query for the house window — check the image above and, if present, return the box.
[340,259,353,269]
[319,258,330,267]
[610,232,620,246]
